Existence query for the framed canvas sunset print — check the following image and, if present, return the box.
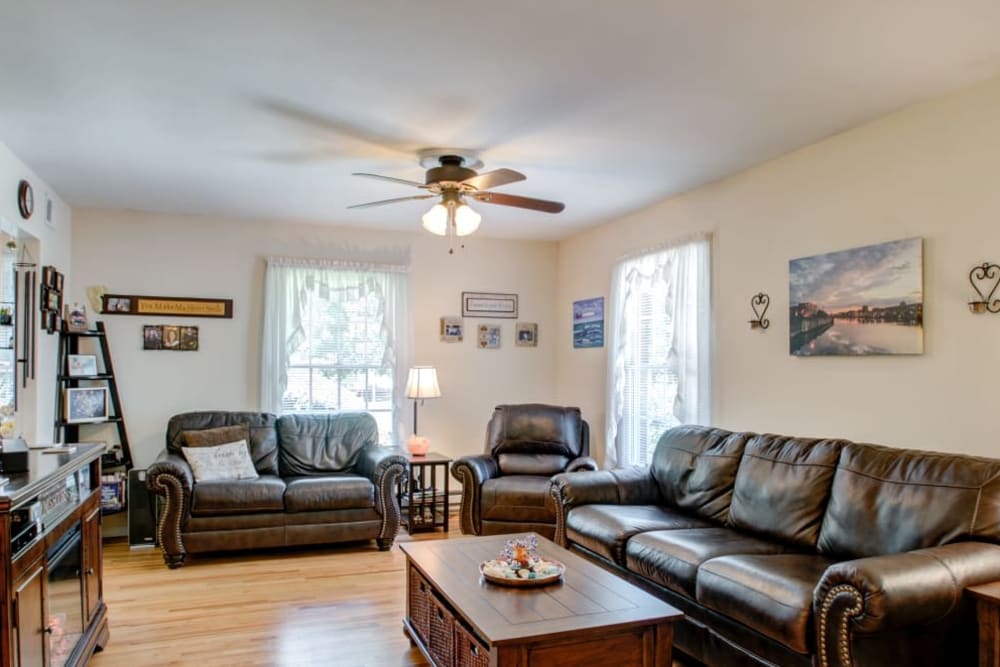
[789,238,923,356]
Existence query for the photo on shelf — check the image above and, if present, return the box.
[65,302,89,332]
[64,386,109,424]
[67,354,98,377]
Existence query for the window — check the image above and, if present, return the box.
[261,257,410,446]
[606,235,711,467]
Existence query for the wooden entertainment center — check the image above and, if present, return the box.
[1,444,108,667]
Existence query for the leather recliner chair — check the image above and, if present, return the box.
[451,404,597,539]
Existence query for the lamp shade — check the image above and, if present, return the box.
[405,366,441,399]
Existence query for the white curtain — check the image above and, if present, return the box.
[260,255,412,445]
[605,233,711,468]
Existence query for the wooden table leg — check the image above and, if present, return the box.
[980,598,1000,667]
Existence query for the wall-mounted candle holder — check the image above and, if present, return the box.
[968,262,1000,313]
[749,292,770,330]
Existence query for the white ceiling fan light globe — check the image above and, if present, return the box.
[453,204,482,236]
[421,203,448,235]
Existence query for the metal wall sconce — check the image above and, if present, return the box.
[968,263,1000,313]
[749,292,770,330]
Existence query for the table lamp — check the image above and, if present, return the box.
[405,366,440,456]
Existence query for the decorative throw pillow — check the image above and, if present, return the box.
[182,423,250,448]
[182,440,259,482]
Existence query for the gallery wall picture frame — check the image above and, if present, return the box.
[440,316,464,342]
[102,293,233,318]
[478,324,502,349]
[143,324,199,351]
[573,297,605,348]
[64,386,109,424]
[462,292,518,319]
[67,354,99,377]
[39,264,64,334]
[515,322,538,347]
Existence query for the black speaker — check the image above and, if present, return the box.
[128,469,157,548]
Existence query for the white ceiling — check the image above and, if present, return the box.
[2,2,1000,240]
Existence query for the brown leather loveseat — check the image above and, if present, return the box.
[146,410,407,568]
[551,425,1000,667]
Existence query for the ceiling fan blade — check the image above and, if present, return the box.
[461,168,526,191]
[353,173,429,188]
[471,191,565,214]
[348,195,436,209]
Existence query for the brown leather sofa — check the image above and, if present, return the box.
[551,425,1000,667]
[146,411,407,568]
[451,404,597,539]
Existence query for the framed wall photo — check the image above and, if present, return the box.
[162,325,180,350]
[515,322,538,347]
[64,386,109,424]
[478,324,502,349]
[67,354,98,377]
[440,316,464,342]
[462,292,518,318]
[143,325,163,350]
[179,326,199,351]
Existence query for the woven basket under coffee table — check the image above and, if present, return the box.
[401,532,682,667]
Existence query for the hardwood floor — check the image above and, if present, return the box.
[91,519,691,666]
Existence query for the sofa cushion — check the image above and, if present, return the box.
[481,475,555,524]
[182,423,249,447]
[626,527,797,599]
[818,442,1000,558]
[729,435,844,549]
[487,404,585,474]
[566,504,712,566]
[167,411,279,476]
[182,441,259,483]
[283,475,374,512]
[697,554,835,655]
[277,412,379,476]
[190,475,286,516]
[650,425,750,523]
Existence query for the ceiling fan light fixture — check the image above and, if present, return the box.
[454,204,481,236]
[421,203,448,236]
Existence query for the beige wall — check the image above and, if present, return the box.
[557,74,1000,463]
[0,142,72,442]
[70,210,558,467]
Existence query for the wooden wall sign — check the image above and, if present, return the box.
[101,294,233,319]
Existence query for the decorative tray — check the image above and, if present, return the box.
[479,558,566,587]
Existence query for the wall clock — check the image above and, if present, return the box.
[17,180,33,219]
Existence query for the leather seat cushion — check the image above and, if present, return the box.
[481,475,555,523]
[697,554,835,655]
[283,475,375,512]
[625,527,797,598]
[566,504,713,566]
[191,475,286,516]
[277,412,379,476]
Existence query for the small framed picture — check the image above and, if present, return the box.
[67,354,98,377]
[55,272,64,292]
[64,387,109,424]
[104,296,132,313]
[143,325,163,350]
[515,322,538,347]
[65,303,89,332]
[41,265,55,288]
[162,325,180,350]
[440,316,463,343]
[478,324,502,349]
[46,289,60,311]
[180,325,199,351]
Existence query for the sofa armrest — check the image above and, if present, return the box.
[354,445,408,547]
[814,541,1000,667]
[146,450,195,568]
[450,455,500,535]
[550,465,661,546]
[566,456,599,473]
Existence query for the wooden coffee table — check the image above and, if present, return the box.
[400,532,682,667]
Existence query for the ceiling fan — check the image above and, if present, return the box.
[348,149,564,238]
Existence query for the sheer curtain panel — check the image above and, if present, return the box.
[605,234,711,468]
[261,256,411,446]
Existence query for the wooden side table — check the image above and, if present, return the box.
[968,582,1000,666]
[398,452,451,533]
